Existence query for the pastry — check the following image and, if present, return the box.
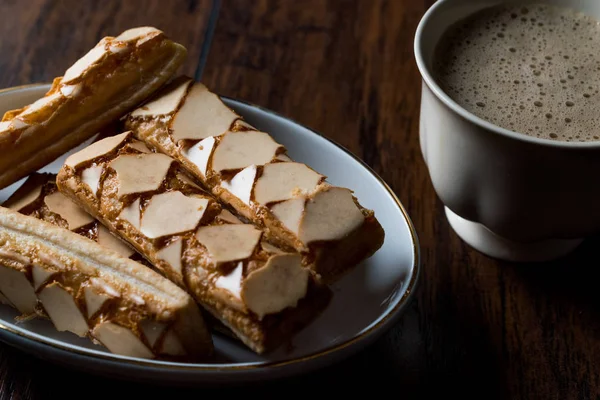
[2,172,145,263]
[125,77,385,284]
[55,132,332,354]
[0,27,187,189]
[0,206,213,361]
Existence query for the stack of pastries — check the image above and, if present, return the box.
[0,27,385,360]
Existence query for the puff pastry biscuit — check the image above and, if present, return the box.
[56,132,331,354]
[0,206,212,361]
[0,27,187,189]
[125,77,385,284]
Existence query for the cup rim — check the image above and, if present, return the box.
[414,0,600,149]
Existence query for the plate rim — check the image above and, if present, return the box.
[0,83,421,373]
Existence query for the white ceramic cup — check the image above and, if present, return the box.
[415,0,600,262]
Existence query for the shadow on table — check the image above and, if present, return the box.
[1,297,511,400]
[510,235,600,318]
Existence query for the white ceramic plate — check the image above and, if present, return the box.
[0,84,420,384]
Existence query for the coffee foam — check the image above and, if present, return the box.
[434,3,600,142]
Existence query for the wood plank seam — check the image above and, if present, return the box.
[194,0,222,81]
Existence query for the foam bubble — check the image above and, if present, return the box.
[434,3,600,141]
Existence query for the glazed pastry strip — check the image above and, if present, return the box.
[0,206,212,361]
[0,27,187,189]
[125,77,385,284]
[56,132,331,354]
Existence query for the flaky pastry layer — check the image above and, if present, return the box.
[0,206,212,361]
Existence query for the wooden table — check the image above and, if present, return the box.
[0,1,598,398]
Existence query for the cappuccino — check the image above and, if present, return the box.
[434,3,600,142]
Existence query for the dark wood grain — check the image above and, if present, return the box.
[0,0,213,87]
[202,0,600,398]
[1,1,599,399]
